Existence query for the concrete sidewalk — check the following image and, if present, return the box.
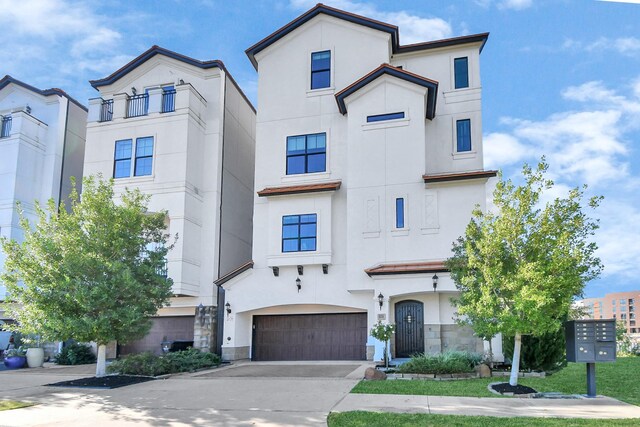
[332,393,640,419]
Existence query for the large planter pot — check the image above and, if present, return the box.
[26,348,45,368]
[4,356,27,369]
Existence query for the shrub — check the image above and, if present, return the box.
[107,349,221,376]
[503,327,566,372]
[398,351,482,375]
[55,343,97,365]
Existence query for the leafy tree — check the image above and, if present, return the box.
[1,176,174,377]
[447,161,602,386]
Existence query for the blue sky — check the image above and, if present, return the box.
[1,0,639,297]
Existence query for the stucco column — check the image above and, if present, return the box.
[87,98,103,122]
[112,93,128,120]
[147,87,163,114]
[370,290,391,363]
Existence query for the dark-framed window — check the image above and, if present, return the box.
[454,57,469,89]
[134,137,154,176]
[456,119,471,152]
[114,139,132,178]
[396,198,405,229]
[282,214,317,252]
[311,50,331,90]
[286,133,326,175]
[367,112,405,123]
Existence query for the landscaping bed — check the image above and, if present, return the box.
[107,348,221,376]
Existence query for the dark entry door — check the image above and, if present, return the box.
[252,313,367,361]
[395,300,424,357]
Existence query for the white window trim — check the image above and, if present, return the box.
[306,47,335,97]
[390,193,409,236]
[281,129,331,183]
[451,115,477,160]
[114,134,156,180]
[450,54,472,91]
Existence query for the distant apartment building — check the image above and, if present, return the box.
[83,46,255,355]
[577,291,639,335]
[0,75,87,314]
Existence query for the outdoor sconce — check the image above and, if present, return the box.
[296,277,302,292]
[225,302,232,315]
[198,303,206,326]
[297,265,304,275]
[432,273,439,292]
[272,266,279,277]
[378,292,384,310]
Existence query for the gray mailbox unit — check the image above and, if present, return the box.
[565,319,616,397]
[566,319,616,362]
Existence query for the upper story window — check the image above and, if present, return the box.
[113,137,154,178]
[454,57,469,89]
[395,198,405,229]
[367,112,405,123]
[311,51,331,90]
[161,85,176,113]
[286,133,326,175]
[0,115,12,138]
[456,119,472,152]
[282,214,317,252]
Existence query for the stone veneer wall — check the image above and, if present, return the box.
[440,324,483,353]
[222,346,250,361]
[193,306,217,353]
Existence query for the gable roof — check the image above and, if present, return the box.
[0,75,87,111]
[335,64,438,119]
[245,3,489,69]
[214,261,254,286]
[89,45,255,113]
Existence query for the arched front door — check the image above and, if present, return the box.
[395,300,424,357]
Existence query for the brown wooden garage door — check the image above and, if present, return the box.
[252,313,367,361]
[119,316,194,356]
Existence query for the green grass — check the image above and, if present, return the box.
[0,400,34,411]
[352,357,640,406]
[328,412,640,427]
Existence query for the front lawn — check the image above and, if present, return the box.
[0,400,34,411]
[352,357,640,406]
[328,412,640,427]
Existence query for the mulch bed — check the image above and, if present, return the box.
[490,382,537,395]
[46,375,155,389]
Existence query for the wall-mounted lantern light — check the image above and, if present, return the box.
[432,273,439,292]
[198,303,206,326]
[296,277,301,292]
[225,302,231,315]
[378,292,384,310]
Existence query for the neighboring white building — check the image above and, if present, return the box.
[217,4,502,362]
[0,75,87,310]
[83,46,255,355]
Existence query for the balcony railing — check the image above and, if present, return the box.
[126,93,149,118]
[0,115,11,138]
[161,89,176,113]
[100,99,113,122]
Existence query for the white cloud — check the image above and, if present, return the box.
[473,0,533,10]
[484,132,533,168]
[564,36,640,57]
[289,0,452,43]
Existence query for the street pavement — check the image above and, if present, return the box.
[0,361,639,426]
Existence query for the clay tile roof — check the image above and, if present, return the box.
[335,64,438,119]
[365,261,448,276]
[214,260,254,286]
[257,180,342,197]
[422,170,498,184]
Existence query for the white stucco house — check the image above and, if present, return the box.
[216,4,502,362]
[83,46,255,355]
[0,76,87,312]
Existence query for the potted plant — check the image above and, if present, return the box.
[4,346,27,369]
[25,335,45,368]
[370,321,395,369]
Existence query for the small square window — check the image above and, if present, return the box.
[286,133,326,175]
[282,214,317,252]
[311,51,331,90]
[456,119,471,152]
[454,57,469,89]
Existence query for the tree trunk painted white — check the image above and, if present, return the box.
[509,332,522,386]
[96,344,107,377]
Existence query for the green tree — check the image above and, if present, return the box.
[1,176,174,377]
[447,161,602,386]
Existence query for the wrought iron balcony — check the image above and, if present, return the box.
[161,89,176,113]
[0,115,11,138]
[126,93,149,118]
[99,99,113,122]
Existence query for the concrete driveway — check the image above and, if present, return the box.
[0,361,369,426]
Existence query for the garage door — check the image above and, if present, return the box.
[252,313,367,361]
[119,316,194,356]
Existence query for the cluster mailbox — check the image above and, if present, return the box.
[565,319,616,363]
